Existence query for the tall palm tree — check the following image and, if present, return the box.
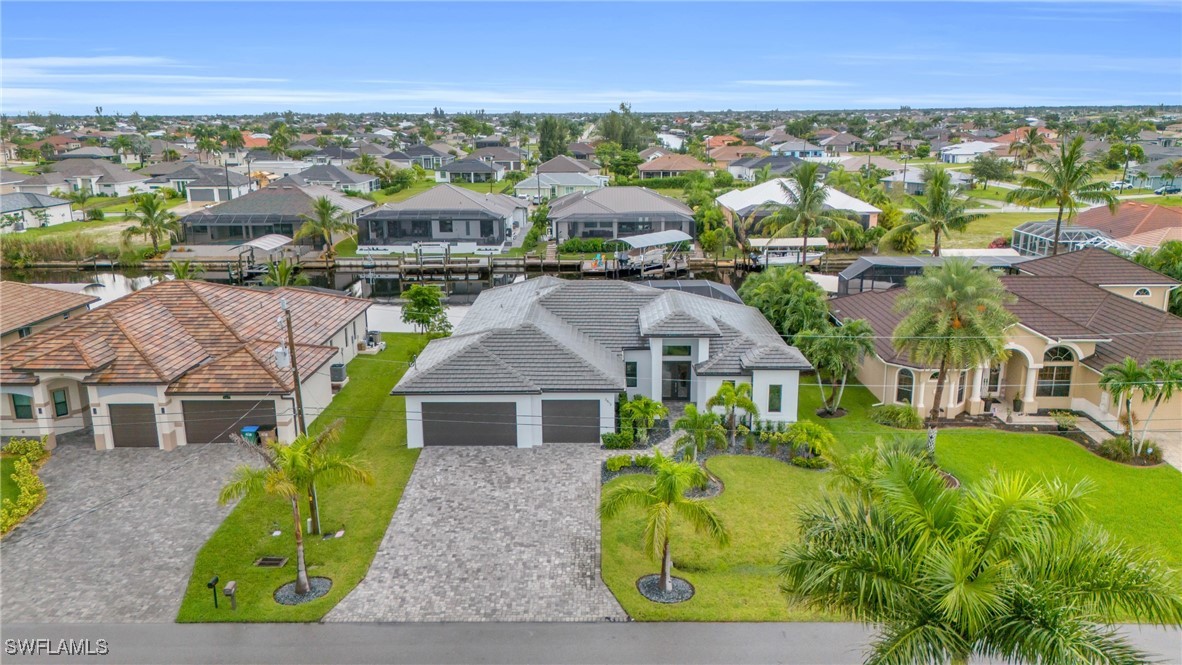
[706,382,759,448]
[352,153,378,175]
[780,447,1182,665]
[1006,127,1050,170]
[109,134,134,161]
[222,128,246,152]
[1158,160,1180,189]
[738,266,830,339]
[600,451,729,592]
[892,258,1016,429]
[196,136,221,164]
[1005,135,1118,256]
[1139,358,1182,447]
[671,404,726,461]
[754,164,774,184]
[122,194,180,255]
[219,422,374,591]
[169,260,203,280]
[880,166,984,256]
[619,396,667,444]
[295,196,355,260]
[761,162,861,266]
[373,163,402,189]
[263,258,310,286]
[161,148,181,162]
[1100,357,1150,451]
[793,319,875,416]
[268,124,295,158]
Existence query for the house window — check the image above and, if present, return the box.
[768,385,783,413]
[11,394,33,420]
[17,327,32,338]
[1037,346,1074,397]
[664,345,692,357]
[625,362,638,388]
[896,369,914,404]
[439,220,453,233]
[955,370,967,404]
[52,388,69,417]
[1134,288,1151,297]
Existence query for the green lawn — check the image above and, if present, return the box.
[1,455,19,505]
[961,186,1013,202]
[1130,194,1182,207]
[176,333,429,622]
[913,211,1052,250]
[3,217,127,240]
[601,381,1182,621]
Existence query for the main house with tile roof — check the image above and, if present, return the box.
[0,281,99,345]
[394,277,811,447]
[828,249,1182,443]
[548,186,695,241]
[0,280,371,451]
[357,184,526,253]
[179,181,374,246]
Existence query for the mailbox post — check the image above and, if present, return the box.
[223,580,238,611]
[207,575,220,609]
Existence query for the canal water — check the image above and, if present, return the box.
[6,267,748,333]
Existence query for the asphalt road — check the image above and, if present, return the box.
[2,623,1178,665]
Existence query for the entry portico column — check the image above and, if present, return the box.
[968,365,986,415]
[31,382,57,450]
[1021,365,1039,413]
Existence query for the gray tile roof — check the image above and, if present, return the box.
[394,277,810,395]
[284,164,376,185]
[1,192,71,213]
[49,158,147,183]
[363,184,524,221]
[548,187,692,223]
[439,159,502,174]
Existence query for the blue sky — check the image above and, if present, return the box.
[2,1,1180,114]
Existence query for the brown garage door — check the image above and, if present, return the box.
[542,399,601,443]
[108,404,160,448]
[422,402,516,446]
[182,400,277,444]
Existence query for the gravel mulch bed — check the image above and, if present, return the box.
[637,574,694,603]
[600,464,653,484]
[684,475,723,499]
[274,576,332,605]
[691,440,825,469]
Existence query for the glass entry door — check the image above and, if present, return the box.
[662,361,692,400]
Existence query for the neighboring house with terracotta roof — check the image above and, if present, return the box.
[566,142,598,161]
[636,154,713,179]
[1,193,73,233]
[704,135,741,149]
[1012,203,1182,256]
[828,249,1182,446]
[537,154,601,176]
[708,145,768,169]
[394,277,810,447]
[0,281,99,345]
[817,132,869,154]
[0,280,371,450]
[548,186,695,240]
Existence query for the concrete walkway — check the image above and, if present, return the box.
[0,441,251,623]
[326,445,626,622]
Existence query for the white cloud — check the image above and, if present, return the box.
[734,79,850,87]
[1,55,177,68]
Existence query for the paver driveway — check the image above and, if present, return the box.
[0,440,251,622]
[326,445,627,622]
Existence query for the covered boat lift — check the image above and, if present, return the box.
[614,229,693,272]
[747,237,829,267]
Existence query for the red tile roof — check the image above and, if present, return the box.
[637,154,713,173]
[1069,203,1182,248]
[0,282,100,336]
[1,281,370,394]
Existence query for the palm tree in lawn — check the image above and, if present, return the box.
[352,153,378,175]
[793,319,875,416]
[219,421,374,590]
[168,260,203,280]
[1006,127,1050,170]
[619,395,668,444]
[671,404,726,461]
[879,166,984,256]
[161,148,181,162]
[1100,357,1150,452]
[892,259,1016,443]
[706,382,759,449]
[373,162,401,189]
[295,196,355,261]
[122,194,180,255]
[600,451,729,593]
[779,447,1182,665]
[263,258,310,286]
[761,162,861,266]
[1006,135,1117,256]
[1139,358,1182,448]
[1158,160,1180,189]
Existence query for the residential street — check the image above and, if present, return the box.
[2,623,1178,665]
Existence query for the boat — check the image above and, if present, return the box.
[747,237,828,267]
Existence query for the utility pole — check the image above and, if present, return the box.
[280,297,320,534]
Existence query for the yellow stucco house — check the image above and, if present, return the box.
[830,249,1182,444]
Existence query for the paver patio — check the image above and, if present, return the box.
[0,438,251,622]
[326,444,627,622]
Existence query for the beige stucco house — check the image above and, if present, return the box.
[830,249,1182,443]
[0,282,99,346]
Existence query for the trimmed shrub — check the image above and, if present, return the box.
[785,421,837,457]
[869,404,924,430]
[2,437,47,462]
[633,454,656,469]
[1097,437,1132,463]
[605,455,634,472]
[601,431,635,449]
[1,457,47,534]
[791,456,829,469]
[557,237,626,254]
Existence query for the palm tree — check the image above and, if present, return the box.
[109,134,134,161]
[196,136,221,164]
[222,128,246,152]
[263,258,310,286]
[268,124,295,158]
[600,451,729,593]
[1100,357,1150,452]
[706,382,759,448]
[295,196,355,260]
[760,162,861,266]
[737,266,830,339]
[879,166,984,256]
[780,447,1182,665]
[671,404,726,461]
[619,395,668,444]
[219,422,374,591]
[793,319,875,416]
[1139,358,1182,448]
[161,148,181,162]
[1158,160,1180,189]
[754,164,774,184]
[1006,127,1050,170]
[1005,136,1118,256]
[892,259,1016,430]
[122,194,180,255]
[352,153,378,175]
[64,189,91,207]
[373,163,402,189]
[169,260,203,280]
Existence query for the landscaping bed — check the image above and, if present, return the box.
[176,333,430,622]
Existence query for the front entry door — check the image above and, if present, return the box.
[662,361,692,400]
